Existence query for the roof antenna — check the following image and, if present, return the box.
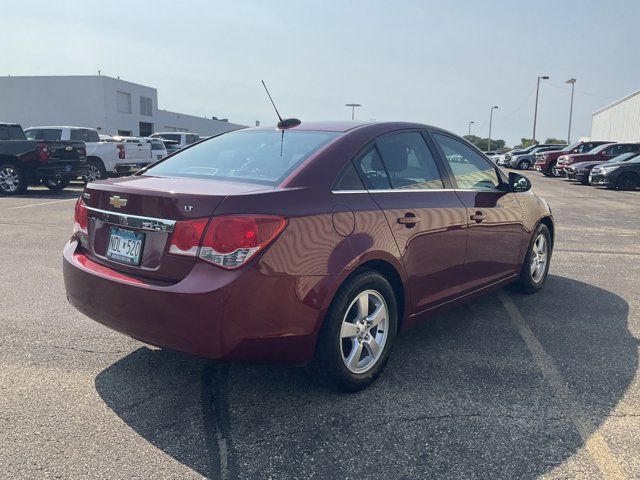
[261,80,301,129]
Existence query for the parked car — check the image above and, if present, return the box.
[497,144,565,167]
[534,140,610,176]
[25,127,151,182]
[590,155,640,190]
[143,137,168,160]
[150,132,200,150]
[0,122,86,194]
[566,152,639,184]
[162,139,180,155]
[63,121,554,391]
[555,143,640,175]
[106,136,154,175]
[507,145,566,170]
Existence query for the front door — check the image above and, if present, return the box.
[431,132,524,291]
[354,131,469,315]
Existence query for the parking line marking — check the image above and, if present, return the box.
[4,198,77,210]
[498,290,627,480]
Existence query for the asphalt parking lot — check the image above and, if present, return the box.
[1,174,639,480]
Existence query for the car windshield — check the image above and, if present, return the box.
[145,129,341,185]
[607,153,637,163]
[561,142,581,152]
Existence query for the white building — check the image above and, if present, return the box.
[591,89,640,142]
[0,75,245,137]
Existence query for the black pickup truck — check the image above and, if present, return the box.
[0,123,87,195]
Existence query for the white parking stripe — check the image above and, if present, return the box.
[498,290,627,480]
[4,198,77,210]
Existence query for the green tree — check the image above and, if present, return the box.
[544,137,568,145]
[463,135,506,152]
[515,138,536,149]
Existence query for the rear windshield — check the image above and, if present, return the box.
[0,125,26,140]
[145,129,340,185]
[150,141,165,150]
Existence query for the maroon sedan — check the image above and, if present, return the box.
[63,121,554,391]
[555,142,640,175]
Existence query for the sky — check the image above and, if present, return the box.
[1,0,639,146]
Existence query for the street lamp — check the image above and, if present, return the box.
[488,106,498,151]
[565,78,576,143]
[345,103,362,120]
[468,121,475,136]
[533,75,550,143]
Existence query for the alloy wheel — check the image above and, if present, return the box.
[530,234,548,283]
[0,166,21,193]
[340,290,389,374]
[85,164,102,182]
[520,160,531,170]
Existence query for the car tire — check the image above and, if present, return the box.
[44,177,71,191]
[550,162,562,177]
[313,270,398,392]
[518,160,531,170]
[0,163,28,196]
[616,172,639,191]
[84,159,107,183]
[580,177,590,186]
[515,223,552,294]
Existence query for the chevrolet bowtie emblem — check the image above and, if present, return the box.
[109,195,128,208]
[65,146,73,151]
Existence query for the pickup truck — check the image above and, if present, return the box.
[25,127,152,182]
[533,141,610,176]
[0,123,86,195]
[555,143,640,176]
[150,132,200,150]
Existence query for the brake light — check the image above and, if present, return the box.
[168,218,209,256]
[36,142,49,162]
[73,197,88,236]
[200,215,287,269]
[117,144,126,159]
[167,215,287,269]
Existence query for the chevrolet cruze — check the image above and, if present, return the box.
[63,121,554,391]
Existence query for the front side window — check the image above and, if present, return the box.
[42,129,62,141]
[433,133,500,190]
[375,132,444,190]
[146,129,340,185]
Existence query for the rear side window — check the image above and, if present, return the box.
[376,132,444,190]
[70,129,100,142]
[0,125,26,140]
[433,133,500,190]
[41,129,62,141]
[334,162,364,190]
[25,129,41,140]
[354,147,391,190]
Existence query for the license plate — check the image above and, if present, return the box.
[106,227,145,266]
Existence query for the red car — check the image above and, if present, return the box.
[533,140,609,176]
[555,142,640,175]
[63,121,554,391]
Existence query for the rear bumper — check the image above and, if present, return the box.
[35,163,88,179]
[63,240,333,363]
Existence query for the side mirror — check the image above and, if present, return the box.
[508,172,531,192]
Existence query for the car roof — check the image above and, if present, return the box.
[245,120,454,134]
[0,122,21,127]
[24,126,95,130]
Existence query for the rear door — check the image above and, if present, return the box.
[355,130,469,313]
[431,131,524,291]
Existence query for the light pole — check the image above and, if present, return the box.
[533,75,550,143]
[565,78,576,143]
[488,106,498,151]
[468,121,475,136]
[345,103,362,120]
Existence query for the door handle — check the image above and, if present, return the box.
[397,213,420,227]
[470,211,486,223]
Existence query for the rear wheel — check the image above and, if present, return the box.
[0,163,27,195]
[515,223,551,293]
[518,159,531,170]
[84,159,107,183]
[44,177,71,191]
[616,172,639,191]
[314,271,398,391]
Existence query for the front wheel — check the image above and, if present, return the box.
[0,163,27,195]
[518,160,531,170]
[515,223,552,293]
[44,177,71,191]
[314,271,398,391]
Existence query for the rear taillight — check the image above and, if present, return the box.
[117,144,126,159]
[73,198,88,236]
[36,142,49,162]
[168,215,287,269]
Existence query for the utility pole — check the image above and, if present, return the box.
[345,103,362,120]
[565,78,576,143]
[468,121,475,136]
[488,106,498,151]
[533,75,550,143]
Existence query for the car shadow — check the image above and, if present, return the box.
[95,275,636,479]
[11,184,84,200]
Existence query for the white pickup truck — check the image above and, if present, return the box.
[24,126,152,181]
